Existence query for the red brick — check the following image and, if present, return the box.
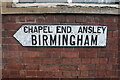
[3,51,22,58]
[39,65,59,72]
[107,38,118,46]
[3,23,21,30]
[91,58,108,64]
[78,48,98,52]
[99,58,108,64]
[17,16,26,22]
[48,52,61,58]
[81,58,91,64]
[75,15,85,23]
[36,16,45,23]
[66,15,75,23]
[108,58,117,64]
[62,71,80,78]
[62,47,74,51]
[22,51,39,58]
[26,16,35,23]
[60,65,77,71]
[8,70,20,78]
[2,69,10,78]
[88,71,97,77]
[36,52,50,58]
[5,57,23,64]
[97,71,107,77]
[0,37,2,44]
[113,30,119,38]
[79,52,97,58]
[108,31,113,38]
[62,71,72,78]
[108,45,118,51]
[38,58,60,65]
[24,64,39,70]
[107,23,118,31]
[2,31,16,37]
[61,52,79,58]
[4,45,19,51]
[106,71,118,78]
[45,15,56,23]
[84,15,95,24]
[97,51,114,58]
[5,64,24,70]
[103,16,117,23]
[18,45,32,51]
[80,71,89,77]
[61,58,81,65]
[26,70,37,77]
[93,15,103,24]
[91,58,99,64]
[20,70,26,77]
[118,57,120,64]
[78,65,88,70]
[96,64,112,70]
[112,52,118,58]
[3,16,17,23]
[0,31,2,37]
[78,64,96,70]
[55,15,66,23]
[71,71,80,77]
[37,71,62,78]
[27,47,63,52]
[23,57,35,64]
[0,24,2,30]
[2,38,18,44]
[112,65,118,71]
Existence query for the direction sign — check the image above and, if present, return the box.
[13,24,107,47]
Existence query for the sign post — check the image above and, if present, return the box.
[13,24,107,47]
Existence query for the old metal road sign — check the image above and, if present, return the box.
[13,24,107,47]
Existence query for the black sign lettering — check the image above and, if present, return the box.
[28,26,33,33]
[58,35,61,46]
[50,35,57,45]
[62,35,68,45]
[56,26,61,33]
[43,35,48,45]
[84,35,89,45]
[31,35,37,45]
[39,35,41,45]
[70,35,75,45]
[33,26,38,33]
[38,26,43,33]
[77,35,83,45]
[88,26,93,33]
[78,27,83,33]
[24,26,28,33]
[91,35,98,45]
[67,26,72,33]
[102,27,107,34]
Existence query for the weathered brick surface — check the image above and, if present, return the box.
[2,14,119,79]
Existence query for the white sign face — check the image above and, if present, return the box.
[13,25,107,47]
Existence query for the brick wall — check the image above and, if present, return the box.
[2,14,119,78]
[0,14,2,79]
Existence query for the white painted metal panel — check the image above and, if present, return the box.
[13,25,107,47]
